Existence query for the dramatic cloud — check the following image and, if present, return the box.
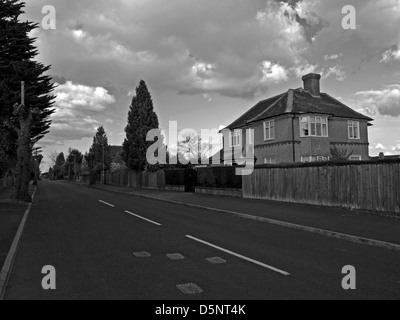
[21,0,400,161]
[355,84,400,117]
[42,81,116,145]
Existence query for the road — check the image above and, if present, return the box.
[4,180,400,300]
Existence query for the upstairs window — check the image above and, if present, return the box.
[348,121,360,139]
[263,120,275,141]
[247,128,254,145]
[230,130,242,147]
[300,116,328,137]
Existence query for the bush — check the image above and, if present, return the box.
[165,168,185,186]
[254,158,400,170]
[197,166,242,189]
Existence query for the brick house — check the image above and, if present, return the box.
[223,73,373,164]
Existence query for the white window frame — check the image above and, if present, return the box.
[300,116,329,138]
[247,128,254,145]
[233,129,241,147]
[264,157,276,164]
[348,121,360,140]
[349,155,362,161]
[263,120,275,141]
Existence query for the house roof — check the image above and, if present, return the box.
[226,88,373,130]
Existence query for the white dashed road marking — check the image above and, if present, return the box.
[186,235,290,276]
[125,211,162,226]
[133,251,151,258]
[206,257,227,264]
[167,253,185,260]
[176,283,203,295]
[99,200,115,207]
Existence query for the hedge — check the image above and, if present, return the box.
[197,166,242,189]
[165,168,185,186]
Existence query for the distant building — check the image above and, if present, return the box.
[222,73,373,164]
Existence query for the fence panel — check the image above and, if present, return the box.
[243,162,400,214]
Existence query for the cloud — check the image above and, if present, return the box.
[41,81,116,145]
[321,64,346,81]
[291,61,318,77]
[380,44,400,63]
[369,143,387,150]
[355,84,400,117]
[392,144,400,151]
[324,53,343,61]
[25,0,325,101]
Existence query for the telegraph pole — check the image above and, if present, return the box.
[74,154,77,181]
[103,142,105,185]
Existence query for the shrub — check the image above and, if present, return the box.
[197,166,242,189]
[165,168,185,186]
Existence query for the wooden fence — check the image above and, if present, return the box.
[242,162,400,215]
[104,169,165,189]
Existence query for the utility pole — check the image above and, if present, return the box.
[74,154,77,182]
[103,142,105,185]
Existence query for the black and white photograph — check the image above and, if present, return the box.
[1,0,400,305]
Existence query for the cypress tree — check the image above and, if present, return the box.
[123,80,160,171]
[0,0,55,201]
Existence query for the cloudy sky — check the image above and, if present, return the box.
[22,0,400,169]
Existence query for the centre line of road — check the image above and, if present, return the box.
[99,200,115,207]
[186,235,290,276]
[125,211,162,226]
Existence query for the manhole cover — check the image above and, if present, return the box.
[167,253,185,260]
[206,257,227,264]
[176,283,203,295]
[133,251,151,258]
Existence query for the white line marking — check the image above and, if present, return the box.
[176,283,203,295]
[125,211,162,226]
[186,235,290,276]
[99,200,115,207]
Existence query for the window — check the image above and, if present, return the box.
[228,130,241,147]
[349,155,362,161]
[348,121,360,139]
[300,116,328,137]
[233,130,241,147]
[264,157,276,164]
[263,120,275,141]
[247,128,254,145]
[302,156,329,163]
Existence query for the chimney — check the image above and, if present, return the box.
[302,73,321,97]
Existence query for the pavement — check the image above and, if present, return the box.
[0,185,34,271]
[2,180,400,300]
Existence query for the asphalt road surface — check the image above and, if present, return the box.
[4,180,400,300]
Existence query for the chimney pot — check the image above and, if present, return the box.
[302,73,321,97]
